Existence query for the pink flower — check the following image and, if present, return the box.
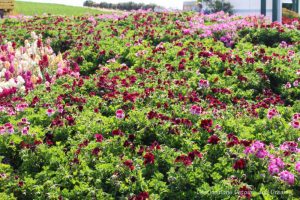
[56,68,63,76]
[267,108,279,119]
[116,109,125,119]
[270,158,285,169]
[198,79,210,89]
[255,149,268,158]
[268,164,281,175]
[46,108,55,117]
[295,162,300,173]
[285,82,291,89]
[244,141,270,159]
[278,170,295,185]
[190,105,203,115]
[293,80,299,87]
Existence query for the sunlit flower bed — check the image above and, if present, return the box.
[0,11,299,199]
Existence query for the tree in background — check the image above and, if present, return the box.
[83,0,94,7]
[83,1,159,11]
[202,0,234,15]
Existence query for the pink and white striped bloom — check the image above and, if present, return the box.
[21,127,29,135]
[267,108,279,119]
[116,109,125,119]
[15,103,29,112]
[4,123,14,134]
[198,79,210,89]
[284,82,291,89]
[46,108,55,117]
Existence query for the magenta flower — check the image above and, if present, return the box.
[278,170,295,185]
[94,134,104,143]
[280,141,298,153]
[255,149,268,159]
[190,105,203,115]
[116,109,125,119]
[295,162,300,173]
[268,164,281,175]
[269,157,285,169]
[293,113,300,121]
[291,121,300,129]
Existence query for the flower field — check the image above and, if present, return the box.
[0,11,300,199]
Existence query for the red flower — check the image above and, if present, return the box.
[188,150,203,161]
[124,160,135,170]
[18,181,24,187]
[112,129,124,136]
[201,119,213,130]
[233,158,246,170]
[207,134,220,144]
[129,191,149,200]
[143,152,155,165]
[175,155,192,166]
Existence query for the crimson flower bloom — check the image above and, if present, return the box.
[233,158,246,170]
[207,134,220,144]
[239,186,251,199]
[124,160,135,170]
[129,192,149,200]
[143,152,155,165]
[201,119,213,130]
[92,147,100,156]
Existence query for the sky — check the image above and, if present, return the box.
[18,0,188,9]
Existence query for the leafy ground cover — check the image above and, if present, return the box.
[14,1,109,16]
[0,11,299,199]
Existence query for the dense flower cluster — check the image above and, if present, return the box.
[0,11,299,200]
